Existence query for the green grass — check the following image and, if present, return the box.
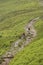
[9,18,43,65]
[0,0,41,56]
[0,0,43,65]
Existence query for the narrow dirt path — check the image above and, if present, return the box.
[0,17,39,65]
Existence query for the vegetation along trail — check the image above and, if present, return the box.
[0,17,39,65]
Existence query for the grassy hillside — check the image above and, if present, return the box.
[9,18,43,65]
[0,0,43,65]
[0,0,41,55]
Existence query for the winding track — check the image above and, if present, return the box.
[0,17,39,65]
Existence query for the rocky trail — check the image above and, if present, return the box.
[0,17,39,65]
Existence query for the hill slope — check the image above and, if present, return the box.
[9,18,43,65]
[0,0,43,65]
[0,0,42,56]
